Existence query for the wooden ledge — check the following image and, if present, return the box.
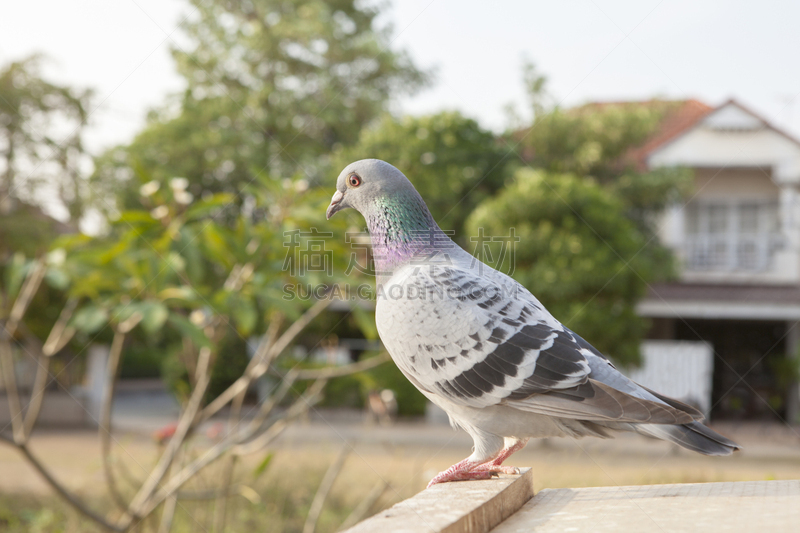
[492,479,800,532]
[343,468,533,533]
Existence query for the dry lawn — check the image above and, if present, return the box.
[0,419,798,532]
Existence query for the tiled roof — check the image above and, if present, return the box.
[573,99,714,171]
[623,99,713,170]
[513,99,714,171]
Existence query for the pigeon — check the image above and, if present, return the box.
[326,159,739,487]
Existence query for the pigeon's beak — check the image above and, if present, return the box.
[326,190,345,220]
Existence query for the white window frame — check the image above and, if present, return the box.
[683,200,781,272]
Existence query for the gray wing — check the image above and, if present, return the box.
[377,263,698,425]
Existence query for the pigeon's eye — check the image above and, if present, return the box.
[348,174,362,187]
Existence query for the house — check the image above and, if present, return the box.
[629,99,800,424]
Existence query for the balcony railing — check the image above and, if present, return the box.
[683,233,783,272]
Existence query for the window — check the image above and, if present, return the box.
[684,201,781,272]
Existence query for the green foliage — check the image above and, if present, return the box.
[472,92,694,365]
[519,101,670,178]
[91,0,428,212]
[281,352,425,416]
[612,166,694,235]
[47,170,362,400]
[0,55,92,259]
[206,331,250,402]
[516,99,694,224]
[467,169,669,365]
[336,112,509,237]
[118,343,162,379]
[0,205,65,259]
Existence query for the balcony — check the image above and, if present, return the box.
[684,233,783,272]
[676,200,794,283]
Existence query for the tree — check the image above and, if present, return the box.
[473,72,695,365]
[515,99,693,225]
[0,55,92,219]
[335,111,509,238]
[91,0,428,212]
[466,169,662,365]
[0,55,93,257]
[0,171,388,531]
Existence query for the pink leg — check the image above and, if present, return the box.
[473,438,529,474]
[427,438,530,487]
[427,459,495,488]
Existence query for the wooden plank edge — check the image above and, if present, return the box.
[442,468,534,533]
[342,467,534,533]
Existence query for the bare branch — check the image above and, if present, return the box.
[14,440,125,532]
[124,346,213,522]
[128,378,328,525]
[0,335,25,444]
[7,260,46,335]
[212,455,238,533]
[230,370,300,451]
[303,444,351,533]
[18,299,79,441]
[157,445,185,533]
[289,352,390,380]
[157,487,179,533]
[260,299,332,370]
[211,315,279,533]
[200,299,329,423]
[100,329,132,510]
[232,377,325,456]
[21,353,50,440]
[42,297,78,356]
[243,313,284,377]
[117,311,143,334]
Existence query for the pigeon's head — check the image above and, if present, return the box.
[326,159,417,220]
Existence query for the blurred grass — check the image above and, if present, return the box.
[1,425,798,533]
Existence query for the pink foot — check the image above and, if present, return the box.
[427,469,494,487]
[427,459,493,488]
[426,439,529,488]
[473,463,520,475]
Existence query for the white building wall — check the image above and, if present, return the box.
[650,103,800,285]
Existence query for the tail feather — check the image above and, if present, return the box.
[635,421,740,456]
[636,384,705,421]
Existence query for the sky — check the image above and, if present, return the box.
[2,0,800,156]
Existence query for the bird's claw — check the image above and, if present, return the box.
[474,464,520,475]
[427,470,494,488]
[427,462,522,487]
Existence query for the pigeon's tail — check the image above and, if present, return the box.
[634,421,740,456]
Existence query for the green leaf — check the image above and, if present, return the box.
[231,297,258,336]
[252,452,274,480]
[141,301,169,334]
[44,268,70,290]
[167,314,211,348]
[157,286,196,303]
[116,211,158,225]
[5,253,28,300]
[184,193,236,220]
[71,305,108,334]
[201,225,233,268]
